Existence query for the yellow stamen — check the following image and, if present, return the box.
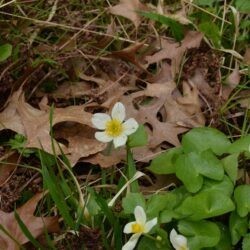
[105,119,123,137]
[131,223,144,233]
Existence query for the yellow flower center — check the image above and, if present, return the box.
[131,223,144,233]
[105,119,123,137]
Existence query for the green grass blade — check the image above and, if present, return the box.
[14,210,45,249]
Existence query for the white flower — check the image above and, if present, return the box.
[91,102,139,148]
[122,206,157,250]
[170,229,189,250]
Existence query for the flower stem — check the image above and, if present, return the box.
[103,141,113,156]
[126,146,139,192]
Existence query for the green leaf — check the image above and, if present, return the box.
[122,193,146,214]
[14,210,45,249]
[197,150,224,180]
[234,185,250,217]
[198,21,221,48]
[176,150,224,193]
[148,147,182,174]
[201,176,234,197]
[182,127,231,155]
[159,186,191,223]
[243,234,250,250]
[40,154,75,228]
[235,0,250,13]
[229,211,248,245]
[210,223,232,250]
[221,153,239,183]
[227,135,250,154]
[175,190,235,221]
[127,124,148,148]
[178,220,220,249]
[90,189,115,224]
[176,153,203,193]
[0,43,12,62]
[159,210,178,224]
[139,11,185,41]
[86,194,100,216]
[146,193,177,219]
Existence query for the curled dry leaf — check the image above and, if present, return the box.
[0,193,59,250]
[121,80,204,148]
[109,0,147,28]
[0,88,105,166]
[223,67,241,100]
[111,42,146,69]
[145,31,203,77]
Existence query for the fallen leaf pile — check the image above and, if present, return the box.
[0,29,229,168]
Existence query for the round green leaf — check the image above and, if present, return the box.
[201,176,234,197]
[221,153,239,183]
[146,193,177,218]
[235,0,250,13]
[122,193,146,214]
[234,185,250,217]
[227,135,250,154]
[147,147,182,174]
[229,211,248,245]
[0,43,12,62]
[182,127,231,155]
[178,220,220,249]
[243,233,250,250]
[197,150,224,180]
[176,151,224,193]
[176,153,203,193]
[175,190,235,221]
[127,124,147,148]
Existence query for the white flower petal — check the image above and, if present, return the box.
[174,235,188,249]
[113,134,127,148]
[92,113,111,130]
[144,217,157,233]
[111,102,125,122]
[122,233,141,250]
[170,229,188,250]
[95,132,113,143]
[123,118,139,136]
[123,222,135,234]
[134,206,146,225]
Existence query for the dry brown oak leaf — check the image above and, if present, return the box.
[109,0,147,28]
[121,80,205,148]
[145,31,203,77]
[0,88,105,163]
[0,192,59,250]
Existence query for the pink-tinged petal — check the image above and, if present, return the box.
[123,222,135,234]
[111,102,126,122]
[144,217,157,233]
[123,118,139,136]
[92,113,111,130]
[134,206,146,225]
[113,134,127,148]
[122,233,141,250]
[95,132,113,143]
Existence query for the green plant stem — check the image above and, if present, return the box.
[126,146,139,193]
